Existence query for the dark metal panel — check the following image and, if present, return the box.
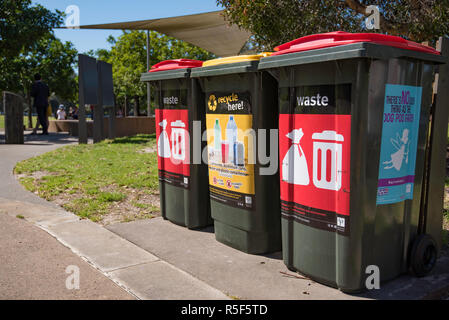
[78,54,98,104]
[78,54,98,144]
[98,61,114,107]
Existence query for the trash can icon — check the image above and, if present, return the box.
[170,120,187,161]
[312,130,344,191]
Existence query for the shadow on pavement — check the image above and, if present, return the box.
[0,131,79,145]
[191,225,215,234]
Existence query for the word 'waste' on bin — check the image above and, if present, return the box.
[140,59,212,229]
[190,54,281,254]
[258,32,447,292]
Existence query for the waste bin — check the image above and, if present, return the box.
[258,32,446,291]
[140,59,212,229]
[190,54,281,254]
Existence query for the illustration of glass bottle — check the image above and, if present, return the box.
[226,115,238,163]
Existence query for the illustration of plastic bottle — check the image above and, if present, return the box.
[226,115,238,163]
[234,142,244,166]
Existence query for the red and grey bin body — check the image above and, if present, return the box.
[141,59,212,229]
[259,32,446,291]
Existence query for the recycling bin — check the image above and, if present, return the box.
[190,54,281,254]
[258,32,446,292]
[140,59,212,229]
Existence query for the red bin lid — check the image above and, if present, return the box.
[272,31,440,56]
[149,59,203,72]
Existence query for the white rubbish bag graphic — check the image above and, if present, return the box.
[383,129,410,171]
[312,130,344,191]
[170,120,187,161]
[282,128,310,185]
[158,119,171,158]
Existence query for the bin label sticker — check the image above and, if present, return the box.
[278,83,352,235]
[206,91,255,210]
[160,89,188,108]
[155,108,190,189]
[376,84,422,205]
[287,84,352,115]
[279,114,351,235]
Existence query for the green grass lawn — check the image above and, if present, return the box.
[0,115,32,129]
[14,134,160,224]
[0,115,56,130]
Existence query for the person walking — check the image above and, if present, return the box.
[31,73,50,135]
[31,113,49,135]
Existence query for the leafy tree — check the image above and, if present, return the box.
[0,1,77,127]
[3,34,77,127]
[0,0,63,59]
[4,35,77,100]
[94,30,216,114]
[217,0,449,50]
[0,0,64,94]
[26,35,78,102]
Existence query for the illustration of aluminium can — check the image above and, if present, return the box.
[140,59,212,229]
[190,53,281,254]
[258,32,446,292]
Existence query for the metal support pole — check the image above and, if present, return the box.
[146,30,151,116]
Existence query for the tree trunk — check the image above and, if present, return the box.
[124,95,128,117]
[27,92,32,129]
[134,95,140,116]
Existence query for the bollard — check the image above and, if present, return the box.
[3,91,24,144]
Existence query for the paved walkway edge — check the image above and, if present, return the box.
[0,198,229,300]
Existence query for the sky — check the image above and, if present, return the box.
[33,0,223,53]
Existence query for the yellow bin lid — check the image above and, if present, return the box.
[202,52,272,67]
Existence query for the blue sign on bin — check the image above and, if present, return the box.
[377,84,422,205]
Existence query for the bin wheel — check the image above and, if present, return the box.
[410,234,437,277]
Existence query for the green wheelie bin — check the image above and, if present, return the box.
[190,54,281,254]
[140,59,212,229]
[258,32,446,292]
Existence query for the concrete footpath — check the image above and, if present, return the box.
[0,133,133,299]
[1,132,448,299]
[0,132,227,300]
[107,217,449,300]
